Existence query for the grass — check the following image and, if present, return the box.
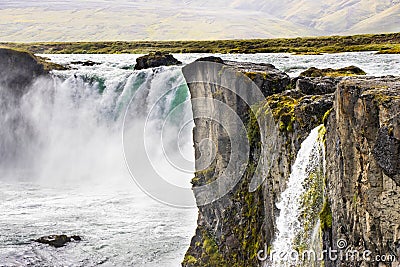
[1,33,399,54]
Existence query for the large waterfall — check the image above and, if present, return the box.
[0,54,198,266]
[271,125,325,266]
[1,55,195,188]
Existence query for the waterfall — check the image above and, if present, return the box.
[271,125,324,266]
[0,58,194,193]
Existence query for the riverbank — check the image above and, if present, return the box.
[2,33,400,55]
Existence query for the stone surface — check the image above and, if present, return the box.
[35,235,82,248]
[0,47,47,94]
[373,124,400,185]
[324,77,400,266]
[182,58,334,267]
[0,48,52,167]
[294,76,339,95]
[183,56,400,266]
[195,56,225,64]
[134,52,182,70]
[300,65,366,77]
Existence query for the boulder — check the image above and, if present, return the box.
[293,76,339,95]
[0,47,47,93]
[195,56,225,64]
[35,235,82,248]
[70,60,100,66]
[300,65,366,77]
[134,52,182,70]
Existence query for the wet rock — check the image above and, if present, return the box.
[0,47,47,93]
[35,235,82,248]
[134,52,182,70]
[295,94,334,132]
[70,60,100,66]
[300,65,366,77]
[373,123,400,185]
[324,77,400,266]
[232,61,290,96]
[195,56,225,64]
[293,76,339,95]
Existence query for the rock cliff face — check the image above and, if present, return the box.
[0,48,49,167]
[182,58,335,266]
[0,48,48,94]
[324,77,400,266]
[182,57,400,267]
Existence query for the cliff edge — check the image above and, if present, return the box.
[182,57,399,267]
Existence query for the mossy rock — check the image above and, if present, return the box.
[319,200,333,230]
[266,95,298,132]
[195,56,224,64]
[300,66,366,77]
[134,51,182,70]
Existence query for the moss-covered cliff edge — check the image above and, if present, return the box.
[182,57,400,266]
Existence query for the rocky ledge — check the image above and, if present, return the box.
[0,47,48,93]
[300,65,366,77]
[134,52,182,70]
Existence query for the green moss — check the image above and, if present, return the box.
[2,33,400,54]
[247,108,262,147]
[193,165,216,185]
[318,125,327,146]
[201,229,227,266]
[300,66,366,77]
[319,199,333,230]
[322,108,333,125]
[183,255,198,264]
[244,71,268,81]
[373,92,400,105]
[297,167,325,252]
[266,95,298,132]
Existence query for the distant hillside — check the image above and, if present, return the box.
[0,0,399,41]
[2,33,400,54]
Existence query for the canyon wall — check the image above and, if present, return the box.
[324,77,400,267]
[182,58,400,267]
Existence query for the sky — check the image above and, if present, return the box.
[0,0,399,42]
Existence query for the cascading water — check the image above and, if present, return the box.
[0,55,198,266]
[271,125,325,266]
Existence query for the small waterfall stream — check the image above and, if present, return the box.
[271,125,325,266]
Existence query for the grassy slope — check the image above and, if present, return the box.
[1,33,399,54]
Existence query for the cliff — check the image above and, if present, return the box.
[182,58,400,266]
[0,47,48,94]
[324,77,400,266]
[0,48,50,167]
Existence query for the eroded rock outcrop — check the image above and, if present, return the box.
[0,48,52,167]
[183,56,400,267]
[300,66,366,77]
[0,48,48,94]
[134,52,182,70]
[324,77,400,266]
[182,58,335,267]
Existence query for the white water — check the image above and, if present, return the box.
[0,56,197,266]
[271,125,324,266]
[1,52,398,266]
